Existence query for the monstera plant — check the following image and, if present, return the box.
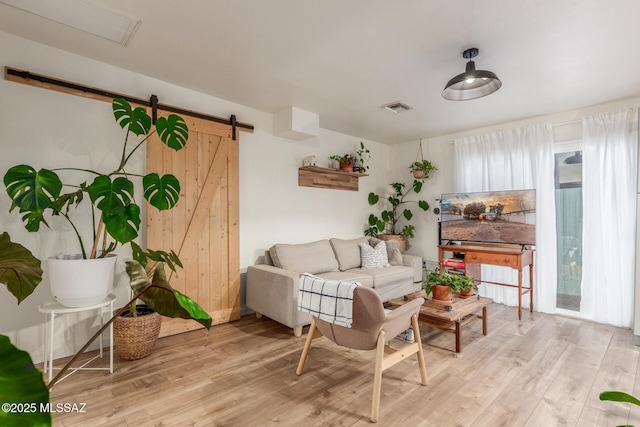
[4,97,185,261]
[3,98,188,307]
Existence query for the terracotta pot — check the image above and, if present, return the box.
[412,170,425,179]
[459,288,475,298]
[377,234,406,253]
[432,285,452,302]
[340,158,354,171]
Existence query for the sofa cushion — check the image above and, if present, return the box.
[369,237,403,266]
[269,239,339,274]
[346,266,414,290]
[330,237,369,271]
[316,271,374,287]
[359,241,390,269]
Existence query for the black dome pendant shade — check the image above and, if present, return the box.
[442,48,502,101]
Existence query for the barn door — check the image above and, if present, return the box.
[146,114,240,336]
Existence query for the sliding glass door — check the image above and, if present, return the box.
[554,150,582,312]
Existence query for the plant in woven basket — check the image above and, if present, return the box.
[113,258,213,361]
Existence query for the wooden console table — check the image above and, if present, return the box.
[438,244,534,320]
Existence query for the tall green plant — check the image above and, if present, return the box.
[3,98,187,261]
[365,181,430,238]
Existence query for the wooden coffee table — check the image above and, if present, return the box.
[389,291,493,353]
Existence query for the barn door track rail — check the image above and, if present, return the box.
[5,66,253,140]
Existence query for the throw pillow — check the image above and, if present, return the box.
[359,241,390,269]
[368,237,403,266]
[384,239,404,266]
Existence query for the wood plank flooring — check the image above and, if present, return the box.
[49,303,640,426]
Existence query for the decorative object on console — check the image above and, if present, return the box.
[442,47,502,101]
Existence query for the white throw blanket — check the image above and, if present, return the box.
[297,273,359,328]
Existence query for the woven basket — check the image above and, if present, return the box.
[113,306,161,361]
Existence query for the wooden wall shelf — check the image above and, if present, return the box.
[298,166,369,191]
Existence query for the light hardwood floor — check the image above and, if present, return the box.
[50,303,640,426]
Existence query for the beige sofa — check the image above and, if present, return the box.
[246,237,422,336]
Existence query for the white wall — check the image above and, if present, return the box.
[0,31,392,362]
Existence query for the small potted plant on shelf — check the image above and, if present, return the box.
[409,159,437,179]
[355,142,371,173]
[330,154,354,171]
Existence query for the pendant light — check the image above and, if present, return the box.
[442,48,502,101]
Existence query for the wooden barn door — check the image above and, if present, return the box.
[146,114,240,337]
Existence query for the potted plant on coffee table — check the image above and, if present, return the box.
[3,97,188,308]
[423,271,477,302]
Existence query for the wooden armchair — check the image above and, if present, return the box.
[296,286,427,422]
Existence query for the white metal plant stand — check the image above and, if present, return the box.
[38,293,116,383]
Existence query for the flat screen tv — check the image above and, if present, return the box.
[440,189,536,246]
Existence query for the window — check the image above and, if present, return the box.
[554,149,582,312]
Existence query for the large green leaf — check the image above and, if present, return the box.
[403,209,413,221]
[600,391,640,406]
[381,210,393,222]
[88,176,140,243]
[142,173,180,211]
[368,192,379,205]
[418,200,430,211]
[412,180,423,193]
[0,232,43,304]
[112,98,151,136]
[0,335,50,427]
[88,176,134,213]
[102,204,141,244]
[130,242,183,273]
[155,115,188,151]
[3,165,62,232]
[126,261,212,330]
[368,214,379,226]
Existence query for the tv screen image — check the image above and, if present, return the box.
[440,189,536,246]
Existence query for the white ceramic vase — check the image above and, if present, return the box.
[48,254,117,307]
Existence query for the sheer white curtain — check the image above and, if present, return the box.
[581,109,636,327]
[453,124,557,313]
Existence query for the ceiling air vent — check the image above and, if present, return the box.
[380,101,413,114]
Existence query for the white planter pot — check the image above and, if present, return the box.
[48,254,117,308]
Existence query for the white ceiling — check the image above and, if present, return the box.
[1,0,640,144]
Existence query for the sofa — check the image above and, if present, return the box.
[246,237,422,336]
